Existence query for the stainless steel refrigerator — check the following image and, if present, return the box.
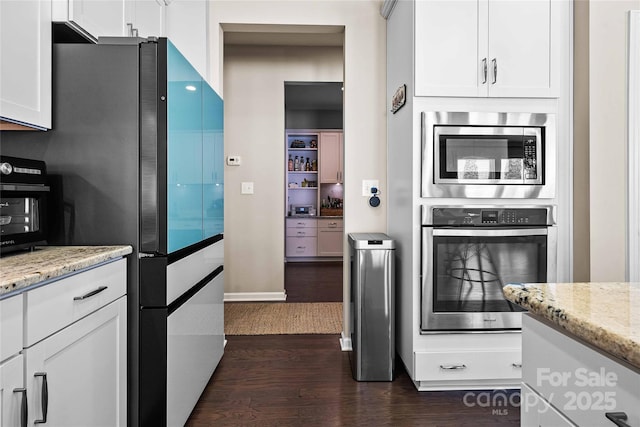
[3,37,225,426]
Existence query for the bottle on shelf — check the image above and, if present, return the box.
[294,156,300,171]
[305,157,310,171]
[288,155,293,171]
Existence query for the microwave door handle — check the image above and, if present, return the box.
[433,228,549,238]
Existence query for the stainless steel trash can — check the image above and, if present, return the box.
[348,233,395,381]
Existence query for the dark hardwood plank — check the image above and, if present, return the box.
[285,261,343,302]
[186,335,520,426]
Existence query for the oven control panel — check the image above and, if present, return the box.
[431,207,551,226]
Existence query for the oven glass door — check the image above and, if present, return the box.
[1,197,41,234]
[434,126,542,185]
[422,227,551,331]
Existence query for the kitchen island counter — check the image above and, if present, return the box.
[0,245,132,298]
[503,282,640,369]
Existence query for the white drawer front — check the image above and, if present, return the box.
[166,239,224,305]
[25,259,126,347]
[285,237,317,257]
[523,315,640,427]
[0,295,23,362]
[286,218,317,229]
[414,349,522,382]
[286,227,318,238]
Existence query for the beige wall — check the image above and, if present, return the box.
[223,45,343,296]
[588,0,640,281]
[210,1,387,299]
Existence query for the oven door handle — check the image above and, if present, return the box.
[432,228,549,237]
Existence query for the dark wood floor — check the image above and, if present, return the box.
[186,334,520,426]
[285,261,343,302]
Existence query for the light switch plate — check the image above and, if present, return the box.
[241,182,254,194]
[227,156,241,166]
[362,179,379,196]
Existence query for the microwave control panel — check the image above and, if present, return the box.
[523,136,538,180]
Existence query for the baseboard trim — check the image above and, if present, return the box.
[224,292,287,302]
[340,332,352,351]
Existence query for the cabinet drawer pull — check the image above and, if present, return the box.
[512,363,522,368]
[73,286,108,301]
[328,222,337,227]
[34,372,48,424]
[439,364,466,370]
[13,388,27,427]
[606,412,632,427]
[481,57,487,84]
[297,222,306,226]
[297,231,306,236]
[492,58,497,84]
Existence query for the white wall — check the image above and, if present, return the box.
[223,44,343,297]
[589,0,640,281]
[210,0,387,312]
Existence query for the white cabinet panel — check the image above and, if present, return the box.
[164,0,208,80]
[0,355,25,427]
[167,272,224,427]
[24,259,126,347]
[319,132,343,184]
[0,0,51,129]
[24,297,127,427]
[0,295,22,363]
[414,0,482,97]
[52,0,127,40]
[129,0,163,38]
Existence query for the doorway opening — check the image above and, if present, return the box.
[284,81,344,302]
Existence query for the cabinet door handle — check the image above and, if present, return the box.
[34,372,48,424]
[439,364,466,370]
[492,58,497,84]
[512,363,522,368]
[13,388,27,427]
[73,286,108,301]
[606,412,632,427]
[482,58,488,84]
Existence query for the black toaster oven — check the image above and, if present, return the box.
[0,156,50,255]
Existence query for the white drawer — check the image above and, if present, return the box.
[25,258,126,347]
[317,218,343,229]
[285,237,317,257]
[0,295,23,362]
[286,227,318,238]
[286,218,317,229]
[414,349,522,382]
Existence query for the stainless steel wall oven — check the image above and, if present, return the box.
[422,111,556,198]
[421,205,557,331]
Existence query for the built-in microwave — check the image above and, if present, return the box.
[422,112,555,199]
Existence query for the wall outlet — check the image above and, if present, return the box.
[227,156,241,166]
[241,182,254,194]
[362,179,379,196]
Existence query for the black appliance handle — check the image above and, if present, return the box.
[13,387,28,427]
[606,412,632,427]
[34,372,48,424]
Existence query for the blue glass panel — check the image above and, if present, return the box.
[202,83,224,238]
[167,40,204,252]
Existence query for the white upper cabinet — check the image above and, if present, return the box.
[0,0,52,129]
[52,0,128,41]
[415,0,556,98]
[128,0,163,38]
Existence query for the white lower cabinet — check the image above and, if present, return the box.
[522,314,640,427]
[1,355,25,427]
[24,296,127,427]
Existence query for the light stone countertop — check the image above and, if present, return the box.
[0,246,132,298]
[503,282,640,369]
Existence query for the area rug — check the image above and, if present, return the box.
[224,302,343,335]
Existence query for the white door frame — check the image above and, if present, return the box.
[627,11,640,281]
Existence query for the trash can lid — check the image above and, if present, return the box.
[348,233,395,250]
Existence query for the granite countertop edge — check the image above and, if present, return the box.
[1,245,132,297]
[503,284,640,370]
